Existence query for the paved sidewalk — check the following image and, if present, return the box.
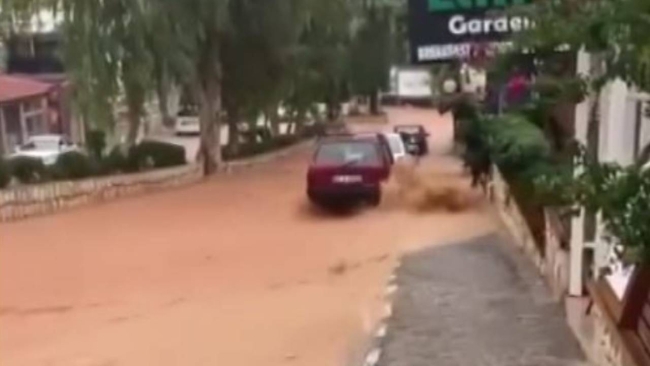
[378,233,588,366]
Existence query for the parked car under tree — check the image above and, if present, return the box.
[10,134,80,166]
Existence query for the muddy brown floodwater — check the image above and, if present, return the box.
[0,108,499,366]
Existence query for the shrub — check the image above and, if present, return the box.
[86,130,107,159]
[0,159,10,188]
[301,122,326,138]
[103,146,130,174]
[8,156,49,184]
[274,134,300,148]
[223,141,272,161]
[222,134,301,161]
[53,151,97,180]
[488,113,551,180]
[128,140,186,171]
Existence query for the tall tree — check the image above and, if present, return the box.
[221,0,305,150]
[157,0,230,175]
[349,0,392,114]
[290,0,355,121]
[61,0,152,144]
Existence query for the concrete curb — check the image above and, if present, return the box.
[357,258,402,366]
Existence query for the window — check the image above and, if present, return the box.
[314,141,382,167]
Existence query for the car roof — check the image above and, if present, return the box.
[319,133,380,143]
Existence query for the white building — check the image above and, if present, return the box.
[569,50,650,299]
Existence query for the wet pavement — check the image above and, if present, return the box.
[378,234,588,366]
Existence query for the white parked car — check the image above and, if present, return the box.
[11,134,80,166]
[382,132,408,162]
[174,107,200,135]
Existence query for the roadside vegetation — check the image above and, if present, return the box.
[0,0,402,176]
[0,134,187,188]
[445,0,650,266]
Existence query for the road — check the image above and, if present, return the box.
[0,108,498,366]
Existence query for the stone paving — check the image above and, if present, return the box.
[378,233,589,366]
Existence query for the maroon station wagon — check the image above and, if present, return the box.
[307,135,391,207]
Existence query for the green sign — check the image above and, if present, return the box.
[428,0,528,12]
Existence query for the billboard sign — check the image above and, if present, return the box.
[408,0,532,63]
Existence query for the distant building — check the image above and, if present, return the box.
[0,74,54,154]
[1,32,82,152]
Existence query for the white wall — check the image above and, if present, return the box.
[591,81,648,298]
[569,49,591,296]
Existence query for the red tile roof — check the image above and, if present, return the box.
[0,74,53,104]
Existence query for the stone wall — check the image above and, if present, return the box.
[0,140,311,222]
[592,304,626,366]
[489,166,571,301]
[544,209,571,301]
[0,165,202,222]
[490,166,546,271]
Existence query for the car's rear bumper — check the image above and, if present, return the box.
[308,184,379,204]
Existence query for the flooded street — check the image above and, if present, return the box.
[0,108,498,366]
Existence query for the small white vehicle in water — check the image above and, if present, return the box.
[381,132,408,162]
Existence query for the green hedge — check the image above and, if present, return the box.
[103,146,130,174]
[86,130,107,160]
[0,132,310,189]
[8,156,49,184]
[487,113,551,181]
[128,140,186,170]
[301,122,326,138]
[0,159,10,188]
[462,112,554,253]
[222,134,302,161]
[53,151,98,180]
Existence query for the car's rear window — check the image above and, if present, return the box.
[314,141,382,167]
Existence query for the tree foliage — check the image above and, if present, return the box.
[349,1,392,113]
[500,0,650,265]
[3,0,401,175]
[509,0,650,92]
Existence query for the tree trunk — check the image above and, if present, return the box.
[326,100,337,122]
[294,110,307,135]
[197,79,223,176]
[126,108,141,147]
[156,74,173,128]
[226,106,240,154]
[125,87,145,146]
[268,107,280,136]
[369,91,380,115]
